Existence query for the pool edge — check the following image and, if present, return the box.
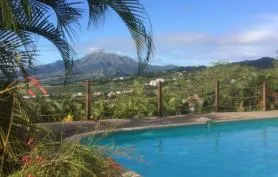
[65,115,278,143]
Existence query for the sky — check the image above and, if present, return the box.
[37,0,278,66]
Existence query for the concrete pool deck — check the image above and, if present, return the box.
[38,110,278,141]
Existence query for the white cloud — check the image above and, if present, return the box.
[155,17,278,47]
[155,32,211,45]
[88,47,103,52]
[71,14,278,65]
[155,14,278,64]
[219,19,278,45]
[238,30,273,43]
[220,29,273,45]
[74,37,136,57]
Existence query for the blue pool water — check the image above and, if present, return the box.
[82,118,278,177]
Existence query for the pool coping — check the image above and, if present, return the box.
[38,111,278,141]
[65,114,278,142]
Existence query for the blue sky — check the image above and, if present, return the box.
[37,0,278,66]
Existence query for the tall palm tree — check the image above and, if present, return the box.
[0,0,154,83]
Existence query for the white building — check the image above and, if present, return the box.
[107,92,116,98]
[149,78,165,87]
[93,92,103,96]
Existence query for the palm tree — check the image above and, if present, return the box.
[0,1,153,175]
[0,0,154,83]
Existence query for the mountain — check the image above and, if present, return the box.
[33,53,278,84]
[167,57,277,73]
[232,57,277,69]
[169,66,206,72]
[32,51,176,81]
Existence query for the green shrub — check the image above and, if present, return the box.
[112,81,156,118]
[26,96,85,123]
[10,143,121,177]
[92,100,112,120]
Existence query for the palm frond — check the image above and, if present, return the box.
[0,30,35,81]
[0,0,17,30]
[36,0,83,41]
[0,90,32,174]
[87,0,154,74]
[0,0,75,83]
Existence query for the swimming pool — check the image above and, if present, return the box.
[83,118,278,177]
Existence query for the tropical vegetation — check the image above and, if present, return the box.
[0,0,153,176]
[24,61,278,123]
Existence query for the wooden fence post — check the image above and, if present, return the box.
[262,81,268,111]
[85,80,92,119]
[157,81,163,117]
[215,80,219,112]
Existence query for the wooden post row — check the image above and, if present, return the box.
[85,80,92,119]
[215,80,219,112]
[157,81,163,117]
[262,81,268,111]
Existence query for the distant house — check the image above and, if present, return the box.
[112,76,125,81]
[176,72,183,76]
[122,89,133,94]
[93,92,103,96]
[107,92,116,98]
[149,78,165,87]
[72,92,83,97]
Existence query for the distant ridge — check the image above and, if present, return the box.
[32,53,277,83]
[167,57,277,72]
[232,57,277,69]
[32,51,176,81]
